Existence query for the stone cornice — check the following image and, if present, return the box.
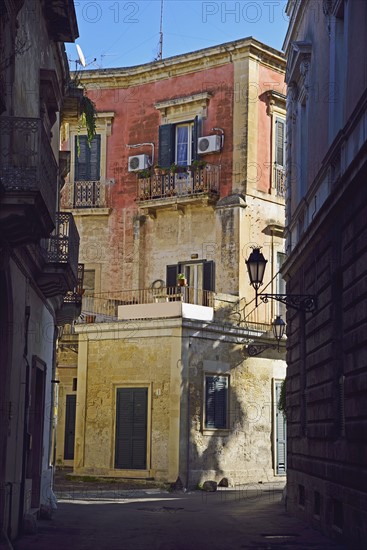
[78,38,285,90]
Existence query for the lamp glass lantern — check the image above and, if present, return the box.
[272,315,286,349]
[245,248,267,305]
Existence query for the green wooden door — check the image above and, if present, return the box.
[115,388,148,470]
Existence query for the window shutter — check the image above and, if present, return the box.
[192,115,202,162]
[90,135,101,181]
[203,261,215,291]
[166,264,178,288]
[74,135,101,181]
[275,120,285,166]
[75,136,88,180]
[275,381,287,474]
[205,376,228,429]
[158,124,175,168]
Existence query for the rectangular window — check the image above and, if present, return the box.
[74,135,101,181]
[205,375,228,429]
[158,117,200,168]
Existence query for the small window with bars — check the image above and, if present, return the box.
[204,375,229,429]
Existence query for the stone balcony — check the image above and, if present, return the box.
[137,164,220,216]
[0,116,58,244]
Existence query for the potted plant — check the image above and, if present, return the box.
[177,273,187,286]
[154,164,162,176]
[191,159,207,171]
[137,168,151,179]
[170,163,179,174]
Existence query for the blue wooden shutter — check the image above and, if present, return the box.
[205,376,228,429]
[158,124,175,168]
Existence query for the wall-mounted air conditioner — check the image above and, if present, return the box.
[128,154,150,172]
[198,135,221,154]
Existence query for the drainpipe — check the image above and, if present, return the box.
[185,358,190,490]
[18,306,31,533]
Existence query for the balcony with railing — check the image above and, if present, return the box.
[78,286,215,323]
[38,212,80,298]
[56,263,85,326]
[137,164,220,213]
[0,116,58,244]
[273,164,285,198]
[61,180,110,209]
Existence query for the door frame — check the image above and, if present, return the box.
[112,383,152,477]
[273,378,287,476]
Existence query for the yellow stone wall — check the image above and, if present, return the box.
[73,321,182,481]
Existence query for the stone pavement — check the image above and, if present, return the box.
[11,483,352,550]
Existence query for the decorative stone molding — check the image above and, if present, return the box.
[286,42,312,104]
[155,92,212,123]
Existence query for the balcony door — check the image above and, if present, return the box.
[184,263,203,305]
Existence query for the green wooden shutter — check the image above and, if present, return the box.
[192,115,201,162]
[158,124,175,168]
[64,394,76,460]
[74,135,101,181]
[205,376,228,429]
[166,264,179,288]
[275,120,285,167]
[203,261,215,291]
[75,136,88,180]
[90,135,101,181]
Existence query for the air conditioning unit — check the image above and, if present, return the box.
[128,154,150,172]
[198,135,221,154]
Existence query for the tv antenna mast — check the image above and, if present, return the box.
[157,0,164,60]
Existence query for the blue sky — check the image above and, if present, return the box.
[66,1,289,70]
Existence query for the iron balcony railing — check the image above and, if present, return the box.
[137,164,220,202]
[63,263,85,305]
[273,164,285,198]
[79,286,215,322]
[43,212,80,280]
[73,180,109,208]
[0,116,58,220]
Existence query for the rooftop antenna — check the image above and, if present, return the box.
[157,0,164,60]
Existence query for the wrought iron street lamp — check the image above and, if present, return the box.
[246,315,286,356]
[245,247,317,312]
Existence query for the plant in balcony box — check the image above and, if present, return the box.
[177,273,187,286]
[170,163,179,174]
[154,165,162,176]
[137,168,151,179]
[191,159,207,171]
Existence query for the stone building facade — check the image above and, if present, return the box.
[283,0,367,545]
[57,37,288,487]
[0,0,81,541]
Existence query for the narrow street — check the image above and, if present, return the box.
[11,481,348,550]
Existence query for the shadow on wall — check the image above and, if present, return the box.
[180,331,274,489]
